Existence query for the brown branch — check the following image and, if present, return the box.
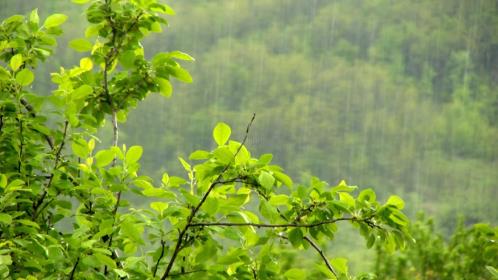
[189,217,363,229]
[161,113,256,280]
[303,236,337,277]
[69,256,80,280]
[20,98,54,149]
[153,240,166,277]
[32,120,69,220]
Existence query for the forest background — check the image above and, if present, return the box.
[1,0,497,273]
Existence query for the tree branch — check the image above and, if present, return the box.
[303,236,337,277]
[20,98,54,149]
[32,120,69,220]
[161,113,256,280]
[153,240,166,277]
[189,216,368,229]
[69,256,80,280]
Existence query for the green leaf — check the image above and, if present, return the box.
[358,188,376,203]
[288,228,303,248]
[29,9,39,25]
[213,147,234,165]
[273,171,293,187]
[389,210,409,226]
[189,150,210,160]
[332,180,357,193]
[150,202,168,215]
[72,0,90,4]
[125,146,143,165]
[72,138,89,158]
[72,85,93,99]
[10,54,23,71]
[486,266,498,279]
[284,268,306,280]
[331,257,349,275]
[0,255,12,266]
[258,153,273,165]
[156,78,172,97]
[259,200,279,222]
[269,194,289,206]
[15,69,34,86]
[18,219,40,229]
[178,157,191,171]
[95,150,115,167]
[204,197,219,216]
[0,66,10,80]
[134,179,153,189]
[258,171,275,190]
[0,214,12,225]
[94,253,116,269]
[0,174,7,188]
[149,3,175,15]
[44,14,68,28]
[338,192,355,208]
[69,38,93,52]
[386,195,405,209]
[213,122,231,146]
[171,67,193,83]
[167,51,195,61]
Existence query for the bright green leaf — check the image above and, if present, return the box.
[69,38,93,52]
[94,253,116,269]
[486,266,498,279]
[284,268,306,280]
[10,54,23,71]
[156,78,172,97]
[0,174,7,188]
[273,171,293,187]
[44,14,68,28]
[150,202,169,215]
[386,195,405,209]
[213,122,231,146]
[29,9,39,25]
[0,255,12,266]
[168,51,194,61]
[189,150,210,160]
[258,171,275,190]
[72,0,90,4]
[15,69,34,86]
[125,146,143,165]
[288,228,303,248]
[269,194,289,206]
[171,67,193,83]
[331,257,349,275]
[72,85,93,99]
[95,150,115,167]
[0,214,12,225]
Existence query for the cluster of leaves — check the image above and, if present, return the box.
[374,214,498,279]
[0,1,411,279]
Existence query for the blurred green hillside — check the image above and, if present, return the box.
[2,0,497,234]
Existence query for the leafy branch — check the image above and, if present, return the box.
[160,113,256,279]
[189,216,378,229]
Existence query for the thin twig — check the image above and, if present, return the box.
[303,236,337,277]
[189,217,362,229]
[32,121,69,220]
[69,256,80,280]
[161,113,256,280]
[20,98,54,149]
[153,240,166,277]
